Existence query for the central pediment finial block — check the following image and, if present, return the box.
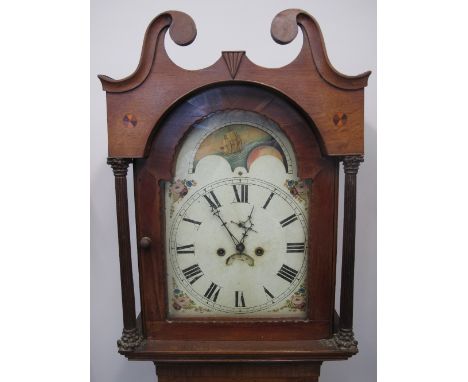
[222,51,245,79]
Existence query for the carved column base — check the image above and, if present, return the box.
[333,329,358,352]
[117,328,142,352]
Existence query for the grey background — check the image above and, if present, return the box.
[91,1,376,381]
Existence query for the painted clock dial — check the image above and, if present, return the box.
[165,110,310,318]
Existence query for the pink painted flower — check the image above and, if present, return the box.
[179,186,188,198]
[296,181,307,194]
[175,295,191,308]
[171,179,185,194]
[172,301,181,310]
[291,295,306,310]
[171,180,188,202]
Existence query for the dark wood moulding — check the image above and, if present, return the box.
[100,7,370,381]
[107,158,142,351]
[335,155,364,351]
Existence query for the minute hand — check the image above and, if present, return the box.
[211,208,240,247]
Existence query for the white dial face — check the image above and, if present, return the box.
[165,110,310,318]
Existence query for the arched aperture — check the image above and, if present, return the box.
[183,110,293,175]
[145,83,328,181]
[133,82,341,337]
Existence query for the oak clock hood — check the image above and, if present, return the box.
[99,9,370,382]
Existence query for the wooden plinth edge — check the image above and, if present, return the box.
[156,362,322,382]
[121,338,356,363]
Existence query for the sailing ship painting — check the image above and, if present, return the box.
[192,124,288,173]
[222,131,243,154]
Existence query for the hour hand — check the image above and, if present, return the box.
[231,220,258,233]
[239,205,257,244]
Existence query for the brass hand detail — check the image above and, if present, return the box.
[225,206,258,266]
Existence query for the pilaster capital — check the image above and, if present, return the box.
[342,155,364,175]
[107,157,132,177]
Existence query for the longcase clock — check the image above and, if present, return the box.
[99,9,370,382]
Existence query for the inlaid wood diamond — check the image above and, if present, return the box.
[333,112,347,127]
[123,113,137,128]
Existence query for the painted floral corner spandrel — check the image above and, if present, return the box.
[172,279,211,313]
[268,285,306,312]
[168,179,197,217]
[285,179,311,204]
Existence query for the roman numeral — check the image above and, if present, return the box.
[182,264,204,284]
[176,244,195,254]
[204,191,221,209]
[204,282,221,302]
[263,286,274,299]
[286,242,305,253]
[233,184,248,203]
[277,264,299,283]
[262,192,274,209]
[280,214,298,228]
[235,291,246,307]
[182,217,202,226]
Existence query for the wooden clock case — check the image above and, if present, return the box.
[100,9,370,382]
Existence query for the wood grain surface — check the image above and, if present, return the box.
[101,8,370,379]
[99,10,370,158]
[133,85,339,341]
